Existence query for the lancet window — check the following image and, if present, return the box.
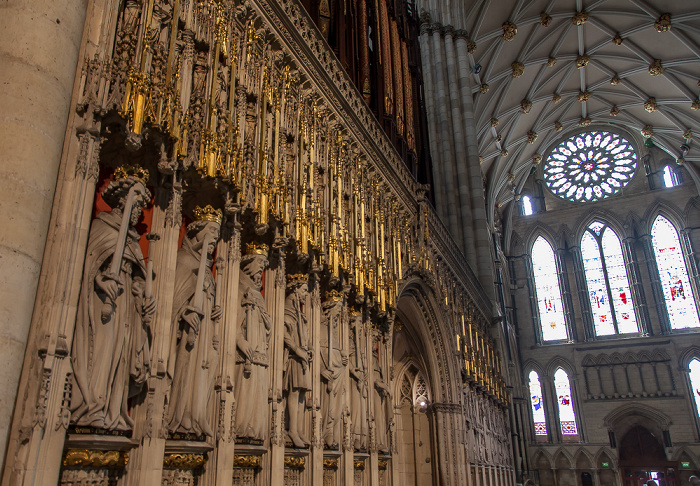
[580,221,638,336]
[531,236,568,341]
[528,370,547,437]
[554,368,578,436]
[689,359,700,420]
[651,216,700,329]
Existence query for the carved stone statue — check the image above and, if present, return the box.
[372,342,391,454]
[166,205,222,437]
[320,293,347,449]
[283,273,311,448]
[234,244,271,442]
[349,309,368,451]
[70,165,156,431]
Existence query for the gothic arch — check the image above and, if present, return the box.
[603,403,672,441]
[395,276,461,405]
[671,446,699,466]
[546,356,577,379]
[641,200,688,235]
[553,448,574,469]
[533,449,553,469]
[525,223,561,254]
[574,449,594,470]
[677,345,700,370]
[523,359,547,381]
[574,209,629,243]
[594,448,617,469]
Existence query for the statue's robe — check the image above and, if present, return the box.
[71,210,150,431]
[167,240,218,437]
[233,271,271,441]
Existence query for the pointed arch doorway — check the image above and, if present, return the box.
[619,425,678,486]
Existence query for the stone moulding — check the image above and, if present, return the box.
[163,453,207,469]
[62,449,129,468]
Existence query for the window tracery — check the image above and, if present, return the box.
[532,236,568,341]
[580,221,638,336]
[651,216,700,329]
[544,131,637,203]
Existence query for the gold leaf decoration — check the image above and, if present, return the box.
[233,455,262,468]
[284,457,306,470]
[579,117,592,127]
[323,458,339,469]
[63,450,129,468]
[540,12,552,26]
[546,56,557,67]
[578,91,591,103]
[572,11,589,25]
[490,117,499,127]
[467,41,477,53]
[644,98,658,113]
[480,83,490,94]
[612,34,623,45]
[648,60,664,76]
[691,99,700,111]
[611,75,621,85]
[527,130,538,143]
[512,61,525,77]
[532,153,542,165]
[552,93,562,104]
[610,105,620,116]
[163,453,207,469]
[576,55,590,69]
[654,13,671,33]
[502,21,518,41]
[520,99,532,114]
[641,125,654,138]
[554,121,564,131]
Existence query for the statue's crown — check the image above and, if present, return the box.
[245,242,269,256]
[325,289,343,302]
[194,205,223,225]
[286,273,307,285]
[114,164,149,186]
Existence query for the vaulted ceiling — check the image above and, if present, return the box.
[419,0,700,218]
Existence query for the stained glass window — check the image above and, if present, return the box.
[689,359,700,418]
[580,221,638,335]
[532,237,568,341]
[651,216,700,329]
[544,131,637,203]
[522,195,534,216]
[554,368,578,435]
[529,371,547,436]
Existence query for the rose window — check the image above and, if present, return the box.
[544,131,637,202]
